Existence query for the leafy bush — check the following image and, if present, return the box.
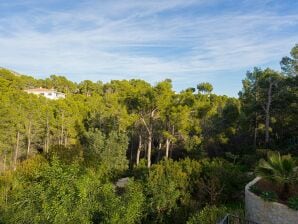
[94,181,145,224]
[194,159,249,205]
[260,191,278,202]
[1,156,145,224]
[250,185,278,202]
[239,154,258,170]
[143,159,189,223]
[288,196,298,210]
[82,129,129,175]
[249,185,262,195]
[187,205,227,224]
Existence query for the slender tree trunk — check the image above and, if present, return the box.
[157,141,162,162]
[254,127,257,149]
[169,125,175,158]
[44,140,47,154]
[254,113,258,150]
[254,77,259,149]
[3,154,6,172]
[146,109,156,168]
[265,82,273,146]
[165,138,170,159]
[60,112,64,146]
[27,120,32,158]
[147,132,152,168]
[13,131,20,171]
[136,134,142,166]
[144,142,147,161]
[141,109,156,168]
[46,115,50,154]
[64,130,67,147]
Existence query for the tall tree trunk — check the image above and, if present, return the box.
[141,109,156,168]
[27,120,32,158]
[64,130,67,147]
[46,115,50,154]
[144,142,147,160]
[254,77,259,149]
[146,110,156,168]
[253,127,257,149]
[60,112,64,146]
[169,125,175,158]
[147,132,152,168]
[157,141,162,162]
[165,138,170,159]
[3,154,6,171]
[265,81,273,147]
[254,113,258,150]
[13,131,20,171]
[136,134,142,166]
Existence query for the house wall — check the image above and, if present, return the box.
[25,90,65,99]
[245,177,298,224]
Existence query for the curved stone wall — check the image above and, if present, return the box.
[245,177,298,224]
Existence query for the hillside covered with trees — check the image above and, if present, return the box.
[0,45,297,223]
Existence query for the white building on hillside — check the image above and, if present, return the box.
[24,87,65,100]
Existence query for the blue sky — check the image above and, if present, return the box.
[0,0,297,96]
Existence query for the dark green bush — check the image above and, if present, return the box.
[250,185,278,202]
[288,196,298,210]
[194,159,249,205]
[187,205,227,224]
[260,191,278,202]
[249,185,262,195]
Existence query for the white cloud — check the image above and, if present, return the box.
[0,0,297,95]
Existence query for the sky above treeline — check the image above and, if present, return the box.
[0,0,297,96]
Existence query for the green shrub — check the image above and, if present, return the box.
[249,185,262,195]
[250,185,278,202]
[239,154,258,170]
[143,159,190,223]
[195,159,249,205]
[256,149,269,157]
[288,196,298,210]
[260,191,278,202]
[187,205,227,224]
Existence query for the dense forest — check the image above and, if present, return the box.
[0,45,297,224]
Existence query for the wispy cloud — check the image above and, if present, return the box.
[0,0,297,95]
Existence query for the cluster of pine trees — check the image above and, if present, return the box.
[0,45,297,223]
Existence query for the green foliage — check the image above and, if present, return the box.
[143,160,189,223]
[94,181,145,224]
[48,145,83,164]
[2,157,93,224]
[186,205,227,224]
[260,191,278,202]
[1,156,144,224]
[131,158,247,223]
[256,151,298,196]
[82,129,128,174]
[195,159,249,205]
[239,63,297,151]
[249,185,262,195]
[197,82,213,94]
[280,44,298,76]
[288,196,298,210]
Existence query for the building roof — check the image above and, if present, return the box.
[25,87,58,93]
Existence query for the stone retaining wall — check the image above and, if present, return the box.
[245,177,298,224]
